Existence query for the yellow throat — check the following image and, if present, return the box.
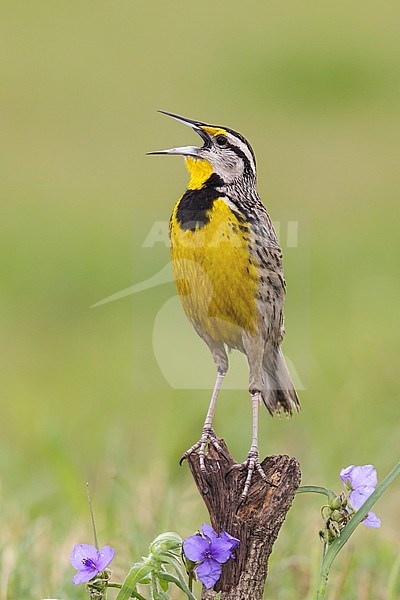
[185,156,214,190]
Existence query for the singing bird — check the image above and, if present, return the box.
[149,111,300,501]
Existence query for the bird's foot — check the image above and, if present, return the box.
[229,449,277,505]
[179,428,228,472]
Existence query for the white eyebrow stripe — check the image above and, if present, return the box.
[228,135,256,174]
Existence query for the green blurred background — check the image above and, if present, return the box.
[1,1,399,598]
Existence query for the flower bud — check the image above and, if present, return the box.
[149,532,182,556]
[328,519,341,538]
[329,496,342,510]
[330,510,342,522]
[85,569,111,599]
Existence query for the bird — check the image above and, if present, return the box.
[149,111,300,502]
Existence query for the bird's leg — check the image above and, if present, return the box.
[180,370,226,471]
[230,392,276,504]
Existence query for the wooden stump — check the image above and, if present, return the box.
[186,438,301,600]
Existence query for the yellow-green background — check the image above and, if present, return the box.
[1,1,399,598]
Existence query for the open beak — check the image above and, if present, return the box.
[147,110,209,157]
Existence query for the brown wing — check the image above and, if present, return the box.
[249,215,286,344]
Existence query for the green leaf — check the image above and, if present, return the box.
[107,582,147,599]
[159,577,169,592]
[154,570,192,596]
[115,562,152,600]
[151,590,169,600]
[156,572,181,586]
[158,555,198,600]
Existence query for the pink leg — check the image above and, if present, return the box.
[231,392,276,504]
[180,371,226,469]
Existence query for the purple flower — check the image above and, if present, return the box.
[70,544,115,585]
[183,524,240,589]
[340,465,381,528]
[363,512,381,528]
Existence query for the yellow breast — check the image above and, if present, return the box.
[170,194,260,348]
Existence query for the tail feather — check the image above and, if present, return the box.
[261,347,300,415]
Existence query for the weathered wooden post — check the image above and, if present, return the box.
[187,438,301,599]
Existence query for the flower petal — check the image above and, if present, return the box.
[209,536,235,564]
[73,567,97,585]
[363,512,381,528]
[350,465,378,489]
[196,557,222,589]
[183,535,209,562]
[70,544,98,570]
[96,546,115,571]
[341,465,377,490]
[201,523,218,542]
[348,488,375,511]
[340,465,355,485]
[219,531,240,550]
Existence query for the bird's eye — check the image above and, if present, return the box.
[215,134,228,147]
